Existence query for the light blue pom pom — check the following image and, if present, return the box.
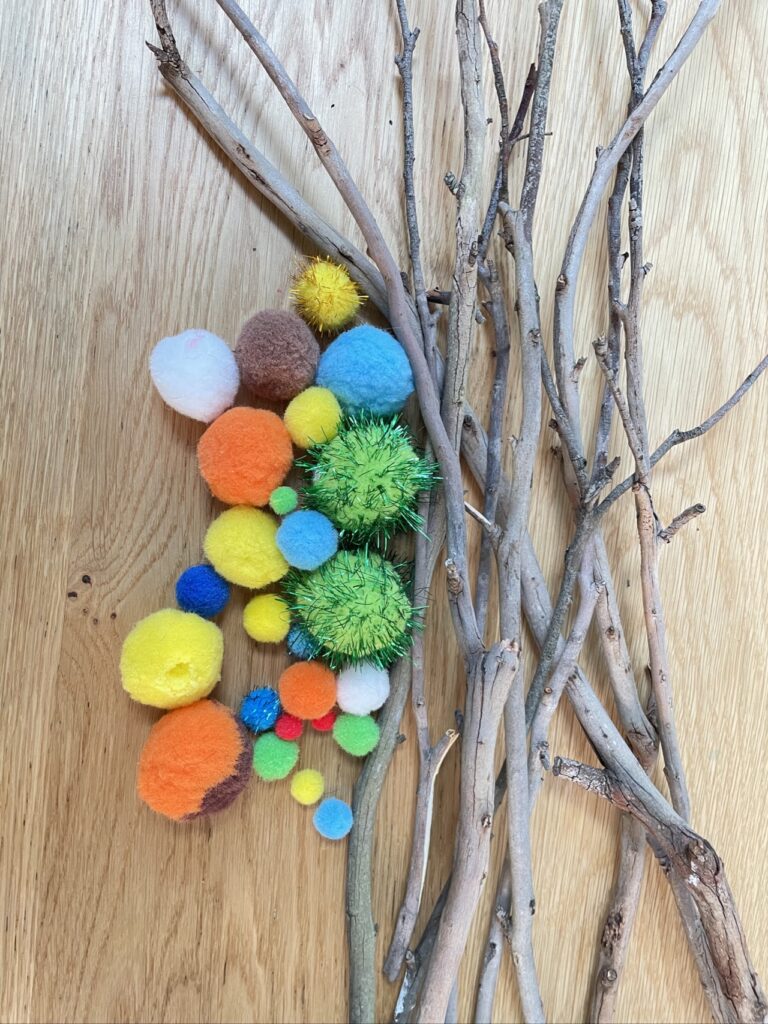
[315,325,414,416]
[287,624,320,660]
[313,797,354,840]
[276,509,338,570]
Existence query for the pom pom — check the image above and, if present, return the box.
[285,550,414,668]
[313,797,354,840]
[175,564,230,618]
[276,510,338,571]
[311,709,337,733]
[302,417,435,543]
[336,663,390,716]
[239,688,281,733]
[270,486,299,516]
[120,608,223,709]
[292,257,364,332]
[204,507,288,589]
[316,325,414,416]
[278,661,337,720]
[283,387,342,449]
[287,623,321,660]
[275,712,303,741]
[198,407,292,507]
[149,329,239,423]
[290,768,325,806]
[333,713,381,757]
[235,310,319,401]
[242,593,290,643]
[137,700,250,820]
[252,733,299,781]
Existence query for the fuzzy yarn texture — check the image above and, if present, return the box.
[252,733,299,781]
[275,713,303,741]
[311,709,337,733]
[313,797,354,840]
[137,700,251,821]
[120,608,223,709]
[278,661,337,720]
[242,593,290,643]
[239,688,281,733]
[175,564,230,618]
[203,507,288,589]
[198,407,292,507]
[269,486,299,516]
[333,713,381,757]
[283,387,342,449]
[336,662,390,716]
[290,768,325,806]
[235,310,319,400]
[292,257,364,332]
[315,325,414,416]
[276,510,338,571]
[287,623,320,661]
[149,329,239,423]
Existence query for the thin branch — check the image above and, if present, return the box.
[474,859,511,1024]
[659,503,706,543]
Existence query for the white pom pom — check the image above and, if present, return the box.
[150,329,240,423]
[336,662,390,716]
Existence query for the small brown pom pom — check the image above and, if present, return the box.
[235,310,320,400]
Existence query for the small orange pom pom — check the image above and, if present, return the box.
[278,661,337,720]
[198,407,293,506]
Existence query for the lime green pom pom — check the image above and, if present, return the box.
[284,387,342,449]
[269,486,299,515]
[252,734,299,780]
[333,714,380,757]
[290,768,325,805]
[242,593,290,643]
[301,417,436,544]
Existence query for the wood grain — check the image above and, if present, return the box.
[1,2,766,1022]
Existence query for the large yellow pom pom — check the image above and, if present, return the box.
[204,507,289,589]
[292,257,364,332]
[283,387,342,448]
[120,608,223,709]
[243,593,290,643]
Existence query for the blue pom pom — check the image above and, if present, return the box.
[287,624,320,660]
[276,510,338,570]
[315,326,414,416]
[175,564,230,617]
[313,797,354,840]
[239,688,281,733]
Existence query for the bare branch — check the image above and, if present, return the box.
[659,503,706,543]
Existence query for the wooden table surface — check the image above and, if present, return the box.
[2,2,766,1022]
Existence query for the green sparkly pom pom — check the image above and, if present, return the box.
[269,486,299,516]
[284,549,416,669]
[299,417,436,544]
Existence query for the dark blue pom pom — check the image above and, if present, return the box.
[239,688,281,733]
[175,564,230,617]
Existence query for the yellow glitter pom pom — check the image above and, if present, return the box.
[120,608,223,709]
[292,257,364,332]
[290,768,325,806]
[204,507,289,589]
[243,593,291,643]
[283,387,342,449]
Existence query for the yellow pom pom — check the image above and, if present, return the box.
[290,768,325,806]
[120,608,223,709]
[204,507,289,589]
[283,387,342,448]
[292,257,364,332]
[243,593,290,643]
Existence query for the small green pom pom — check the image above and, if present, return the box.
[252,733,299,780]
[333,713,380,756]
[270,486,299,516]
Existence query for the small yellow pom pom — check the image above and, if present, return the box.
[292,257,364,332]
[204,507,289,589]
[283,387,342,448]
[243,593,290,643]
[290,768,325,806]
[120,608,223,709]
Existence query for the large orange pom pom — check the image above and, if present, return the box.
[198,407,293,506]
[278,661,337,720]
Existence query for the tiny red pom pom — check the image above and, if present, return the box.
[312,709,337,732]
[275,713,303,741]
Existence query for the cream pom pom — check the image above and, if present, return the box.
[150,328,240,423]
[336,662,390,716]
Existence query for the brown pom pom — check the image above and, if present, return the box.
[235,310,320,400]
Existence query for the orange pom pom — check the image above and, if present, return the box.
[198,407,293,506]
[278,661,337,720]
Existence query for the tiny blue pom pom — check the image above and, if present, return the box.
[175,564,231,618]
[239,688,281,733]
[315,325,414,416]
[313,797,354,840]
[287,624,320,660]
[276,509,338,570]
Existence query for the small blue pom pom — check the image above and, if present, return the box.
[239,688,281,733]
[315,325,414,416]
[287,624,320,660]
[276,510,338,570]
[313,797,354,840]
[175,564,230,617]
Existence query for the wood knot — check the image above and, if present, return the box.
[481,813,492,829]
[600,967,618,988]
